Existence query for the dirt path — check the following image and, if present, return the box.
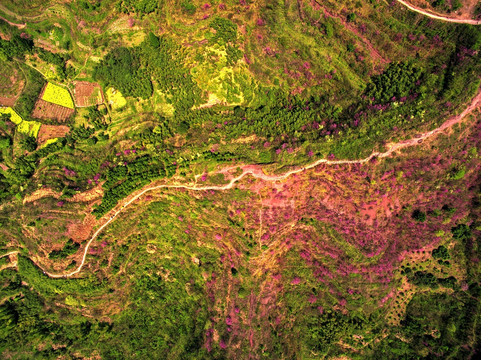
[313,0,389,65]
[0,3,52,22]
[0,251,19,259]
[32,87,481,279]
[0,15,26,29]
[396,0,481,25]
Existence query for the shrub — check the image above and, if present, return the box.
[181,0,196,15]
[451,224,471,241]
[347,13,356,22]
[21,136,37,152]
[412,209,426,222]
[210,17,238,44]
[432,245,450,260]
[48,239,80,259]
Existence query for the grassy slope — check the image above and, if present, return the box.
[0,0,481,358]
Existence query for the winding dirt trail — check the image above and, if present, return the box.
[0,16,26,29]
[314,1,389,65]
[396,0,481,25]
[0,251,19,259]
[34,88,481,278]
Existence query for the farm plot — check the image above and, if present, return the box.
[105,87,126,109]
[37,124,70,144]
[72,81,104,107]
[0,107,41,137]
[32,83,75,122]
[18,120,41,138]
[0,60,25,106]
[42,82,75,109]
[0,107,23,124]
[32,99,75,122]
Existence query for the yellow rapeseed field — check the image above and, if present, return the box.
[0,107,41,138]
[106,87,127,109]
[0,107,23,124]
[42,82,75,109]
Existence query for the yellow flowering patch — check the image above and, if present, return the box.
[42,82,75,109]
[106,87,127,109]
[0,107,23,124]
[42,138,59,147]
[0,107,41,138]
[17,120,41,138]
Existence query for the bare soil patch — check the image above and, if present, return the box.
[24,184,103,205]
[0,67,24,106]
[32,99,74,122]
[70,184,104,202]
[23,188,61,204]
[67,214,96,242]
[32,84,75,123]
[37,124,70,144]
[72,81,104,107]
[0,96,16,107]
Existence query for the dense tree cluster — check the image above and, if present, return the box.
[94,33,202,110]
[210,17,238,44]
[393,292,479,358]
[3,139,65,190]
[137,33,202,111]
[36,48,69,79]
[0,34,34,60]
[93,47,153,99]
[115,0,160,14]
[14,66,46,118]
[432,245,450,260]
[93,155,176,218]
[0,254,209,358]
[20,136,37,152]
[304,309,364,353]
[364,62,423,104]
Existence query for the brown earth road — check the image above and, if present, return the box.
[396,0,481,25]
[0,251,19,259]
[312,0,389,65]
[14,0,481,279]
[0,16,26,29]
[32,87,481,279]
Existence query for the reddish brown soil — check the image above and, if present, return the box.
[72,81,104,107]
[32,85,74,123]
[0,96,15,106]
[37,124,70,144]
[32,99,74,122]
[67,214,96,242]
[0,70,24,106]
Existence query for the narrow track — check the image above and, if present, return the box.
[396,0,481,25]
[36,88,481,278]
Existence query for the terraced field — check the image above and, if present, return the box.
[0,0,481,359]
